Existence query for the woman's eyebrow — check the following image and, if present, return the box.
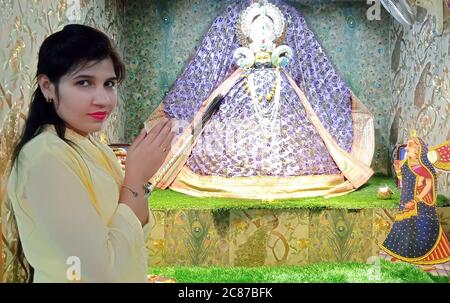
[72,74,95,80]
[105,76,118,81]
[72,75,117,81]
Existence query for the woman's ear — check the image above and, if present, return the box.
[37,74,56,101]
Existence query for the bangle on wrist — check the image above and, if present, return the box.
[121,184,139,197]
[121,181,153,199]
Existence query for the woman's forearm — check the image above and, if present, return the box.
[119,172,150,226]
[417,181,432,200]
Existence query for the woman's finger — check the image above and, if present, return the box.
[160,132,175,152]
[147,119,169,142]
[153,123,172,147]
[129,128,147,152]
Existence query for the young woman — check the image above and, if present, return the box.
[4,24,174,282]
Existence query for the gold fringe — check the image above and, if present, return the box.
[170,166,346,200]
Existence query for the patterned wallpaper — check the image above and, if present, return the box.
[146,207,450,268]
[389,8,450,197]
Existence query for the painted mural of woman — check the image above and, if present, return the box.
[380,131,450,270]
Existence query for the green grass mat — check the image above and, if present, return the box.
[149,174,449,210]
[148,261,448,283]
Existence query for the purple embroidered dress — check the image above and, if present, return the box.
[147,0,374,199]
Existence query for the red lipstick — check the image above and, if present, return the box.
[88,111,108,121]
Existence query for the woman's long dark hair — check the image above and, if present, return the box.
[8,24,125,282]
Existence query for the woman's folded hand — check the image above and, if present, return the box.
[125,118,175,184]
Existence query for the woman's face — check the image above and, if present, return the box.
[406,139,419,160]
[41,58,117,136]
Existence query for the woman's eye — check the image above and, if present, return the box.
[105,81,117,88]
[76,80,90,87]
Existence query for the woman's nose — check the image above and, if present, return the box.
[92,87,112,105]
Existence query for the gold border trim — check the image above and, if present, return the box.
[169,166,347,199]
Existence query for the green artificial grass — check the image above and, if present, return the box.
[149,261,448,283]
[149,174,449,210]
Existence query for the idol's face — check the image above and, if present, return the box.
[40,58,117,136]
[406,139,419,160]
[250,15,275,51]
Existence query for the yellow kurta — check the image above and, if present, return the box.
[6,125,151,282]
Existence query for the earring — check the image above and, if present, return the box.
[46,98,53,103]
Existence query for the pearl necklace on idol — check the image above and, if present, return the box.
[243,66,281,132]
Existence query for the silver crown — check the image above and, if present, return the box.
[239,1,286,43]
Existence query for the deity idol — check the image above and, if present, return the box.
[145,0,375,199]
